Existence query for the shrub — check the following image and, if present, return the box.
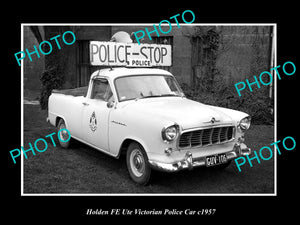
[181,81,274,125]
[39,66,64,109]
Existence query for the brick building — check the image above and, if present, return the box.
[23,24,273,94]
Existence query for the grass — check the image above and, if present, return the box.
[23,104,274,194]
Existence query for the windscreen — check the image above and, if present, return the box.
[115,75,184,102]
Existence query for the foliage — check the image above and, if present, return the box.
[181,79,274,125]
[39,66,64,109]
[182,26,274,125]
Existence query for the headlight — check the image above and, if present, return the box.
[162,124,179,142]
[238,116,251,131]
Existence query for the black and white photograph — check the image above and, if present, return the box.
[21,24,276,194]
[4,5,298,224]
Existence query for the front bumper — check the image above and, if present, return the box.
[148,143,251,172]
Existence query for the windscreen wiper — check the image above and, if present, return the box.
[135,93,179,101]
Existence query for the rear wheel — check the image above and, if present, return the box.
[126,142,151,185]
[57,119,71,148]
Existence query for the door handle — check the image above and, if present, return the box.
[82,102,89,106]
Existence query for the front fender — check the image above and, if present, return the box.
[108,107,173,157]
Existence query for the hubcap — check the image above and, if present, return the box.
[59,124,68,141]
[130,149,145,177]
[60,129,69,141]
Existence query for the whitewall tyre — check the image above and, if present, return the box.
[126,142,151,185]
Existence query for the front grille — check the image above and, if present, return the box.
[178,126,234,148]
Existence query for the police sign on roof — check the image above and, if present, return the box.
[90,41,172,67]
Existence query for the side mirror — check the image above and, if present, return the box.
[107,101,115,108]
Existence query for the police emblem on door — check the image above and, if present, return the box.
[89,111,97,132]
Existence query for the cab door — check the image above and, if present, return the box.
[82,78,114,152]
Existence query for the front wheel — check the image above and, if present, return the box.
[126,142,151,185]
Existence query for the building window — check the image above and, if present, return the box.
[152,36,173,45]
[76,40,91,87]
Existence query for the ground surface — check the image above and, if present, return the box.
[23,103,275,194]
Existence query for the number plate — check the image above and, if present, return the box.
[205,154,227,167]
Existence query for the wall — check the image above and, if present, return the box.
[24,25,273,110]
[216,26,272,85]
[23,26,45,91]
[43,26,111,88]
[111,25,193,85]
